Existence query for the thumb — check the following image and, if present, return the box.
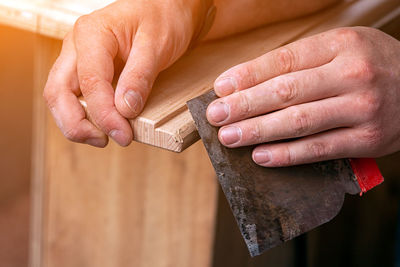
[115,37,161,119]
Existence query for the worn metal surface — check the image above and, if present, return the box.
[187,91,361,257]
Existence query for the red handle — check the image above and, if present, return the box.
[349,158,384,195]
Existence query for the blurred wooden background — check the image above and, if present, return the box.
[0,24,34,267]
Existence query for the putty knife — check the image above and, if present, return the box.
[187,90,383,257]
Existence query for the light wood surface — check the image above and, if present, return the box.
[0,0,113,39]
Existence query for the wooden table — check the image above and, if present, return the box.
[0,0,399,266]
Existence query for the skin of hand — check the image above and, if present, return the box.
[43,0,339,148]
[43,0,210,147]
[206,27,400,167]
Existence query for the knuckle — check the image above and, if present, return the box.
[222,63,257,89]
[307,142,331,160]
[74,15,92,33]
[334,28,363,46]
[249,123,262,143]
[275,47,296,74]
[356,91,381,121]
[63,126,82,142]
[289,107,311,136]
[74,12,103,28]
[343,59,377,84]
[239,62,259,85]
[237,91,252,116]
[79,75,102,97]
[279,145,296,166]
[95,110,114,132]
[359,126,383,148]
[273,76,297,103]
[131,71,152,90]
[74,12,105,35]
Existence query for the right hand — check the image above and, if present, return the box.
[43,0,210,147]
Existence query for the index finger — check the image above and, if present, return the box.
[74,15,133,146]
[214,28,343,96]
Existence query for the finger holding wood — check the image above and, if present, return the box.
[208,26,400,166]
[43,33,108,147]
[212,29,341,97]
[74,14,133,147]
[43,0,215,148]
[207,63,344,126]
[216,96,357,148]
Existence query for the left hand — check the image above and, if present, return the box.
[206,27,400,167]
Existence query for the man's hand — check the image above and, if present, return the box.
[207,27,400,167]
[43,0,209,147]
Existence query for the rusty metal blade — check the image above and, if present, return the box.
[187,91,361,257]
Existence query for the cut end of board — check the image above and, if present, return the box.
[130,108,200,152]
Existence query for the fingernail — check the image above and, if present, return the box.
[220,126,241,145]
[124,90,143,116]
[215,77,237,96]
[253,150,272,164]
[110,129,130,146]
[85,138,107,148]
[208,101,229,123]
